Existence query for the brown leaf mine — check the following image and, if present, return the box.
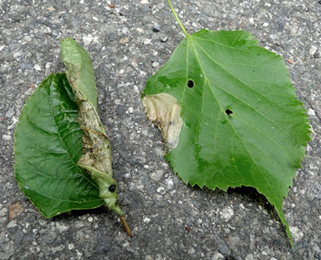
[143,93,183,152]
[76,97,113,175]
[68,77,124,217]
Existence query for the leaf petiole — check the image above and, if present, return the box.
[166,0,189,37]
[120,216,133,238]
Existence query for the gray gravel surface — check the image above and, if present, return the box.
[1,0,320,259]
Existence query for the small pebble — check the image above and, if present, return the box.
[307,108,315,116]
[143,38,152,45]
[153,24,160,32]
[220,207,234,222]
[309,45,317,56]
[160,35,168,42]
[143,217,151,224]
[34,64,41,71]
[2,134,11,141]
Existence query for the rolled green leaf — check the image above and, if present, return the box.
[15,39,131,236]
[60,38,125,218]
[60,38,98,109]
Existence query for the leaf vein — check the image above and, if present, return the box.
[193,40,288,112]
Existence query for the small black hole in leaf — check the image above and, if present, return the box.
[225,109,233,116]
[187,80,194,88]
[109,184,116,193]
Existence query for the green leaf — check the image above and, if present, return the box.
[60,38,98,109]
[14,73,103,218]
[142,29,310,245]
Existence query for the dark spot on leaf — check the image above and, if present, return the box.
[109,184,116,193]
[187,80,194,88]
[225,109,233,116]
[319,0,321,4]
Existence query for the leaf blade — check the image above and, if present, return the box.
[143,30,310,245]
[14,73,103,218]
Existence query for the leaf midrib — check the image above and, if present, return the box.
[48,78,99,189]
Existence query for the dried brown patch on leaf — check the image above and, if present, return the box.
[143,93,183,152]
[73,88,113,176]
[74,88,125,217]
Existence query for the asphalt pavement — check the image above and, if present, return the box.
[0,0,320,259]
